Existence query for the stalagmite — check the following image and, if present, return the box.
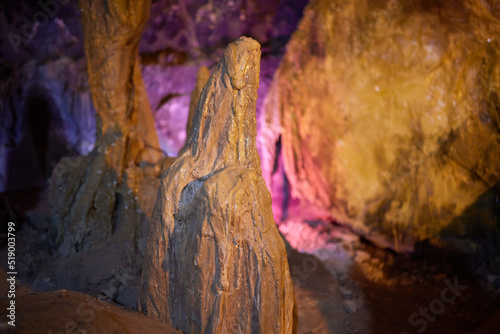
[50,0,162,253]
[139,37,294,333]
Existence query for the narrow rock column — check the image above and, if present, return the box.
[50,0,162,253]
[139,37,294,333]
[79,0,161,166]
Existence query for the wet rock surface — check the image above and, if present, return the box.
[139,37,294,333]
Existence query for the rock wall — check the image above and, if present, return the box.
[263,0,500,249]
[0,1,91,192]
[139,37,293,333]
[139,0,308,55]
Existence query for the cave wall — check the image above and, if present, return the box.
[262,0,500,249]
[0,1,93,192]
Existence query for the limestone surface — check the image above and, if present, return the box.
[263,0,500,249]
[139,37,293,333]
[50,0,163,253]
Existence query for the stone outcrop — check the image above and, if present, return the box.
[50,0,163,253]
[263,0,500,249]
[139,37,293,333]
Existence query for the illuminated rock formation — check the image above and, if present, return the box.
[139,37,293,333]
[186,66,210,142]
[263,0,500,249]
[50,0,163,253]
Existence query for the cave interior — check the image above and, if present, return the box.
[1,0,500,333]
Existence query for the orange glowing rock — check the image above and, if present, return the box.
[262,0,500,250]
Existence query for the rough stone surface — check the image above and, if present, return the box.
[263,0,500,249]
[186,66,210,142]
[139,37,293,333]
[50,0,163,253]
[0,0,90,192]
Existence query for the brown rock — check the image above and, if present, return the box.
[186,66,210,142]
[50,0,164,253]
[263,0,500,248]
[139,37,294,333]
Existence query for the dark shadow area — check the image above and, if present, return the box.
[400,182,500,280]
[1,88,72,245]
[376,180,500,333]
[279,217,500,334]
[26,97,51,178]
[0,188,48,243]
[440,182,500,262]
[354,237,500,334]
[5,89,70,193]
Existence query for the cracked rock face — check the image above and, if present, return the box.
[139,37,294,333]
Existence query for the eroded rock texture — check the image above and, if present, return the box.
[50,0,163,253]
[186,66,210,142]
[140,37,293,333]
[263,0,500,249]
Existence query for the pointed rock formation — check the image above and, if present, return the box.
[139,37,294,333]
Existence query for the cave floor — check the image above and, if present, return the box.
[281,219,500,334]
[1,188,500,333]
